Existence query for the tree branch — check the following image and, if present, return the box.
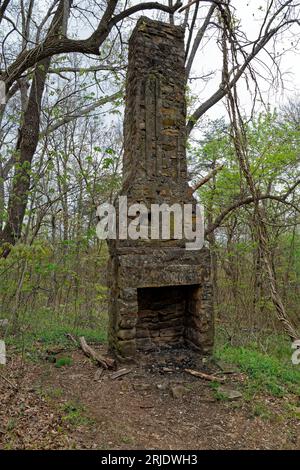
[1,1,183,91]
[205,184,300,237]
[0,0,11,25]
[179,0,225,13]
[110,1,183,25]
[41,91,122,137]
[48,65,125,74]
[187,12,300,134]
[186,3,216,77]
[188,163,223,195]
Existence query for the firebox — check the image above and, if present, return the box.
[107,17,214,360]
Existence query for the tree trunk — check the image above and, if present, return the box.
[0,0,69,257]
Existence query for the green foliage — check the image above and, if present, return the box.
[190,111,300,332]
[4,317,107,360]
[215,342,300,398]
[0,240,108,359]
[208,381,230,401]
[191,112,300,211]
[251,402,274,420]
[62,401,93,426]
[41,387,64,400]
[55,357,73,368]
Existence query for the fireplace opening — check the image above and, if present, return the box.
[136,285,201,351]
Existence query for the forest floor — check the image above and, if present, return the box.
[1,340,300,450]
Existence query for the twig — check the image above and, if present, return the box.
[0,373,18,390]
[65,333,79,347]
[180,0,221,13]
[179,0,199,12]
[184,368,225,383]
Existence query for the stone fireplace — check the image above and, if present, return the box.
[107,17,214,360]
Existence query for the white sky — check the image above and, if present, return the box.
[4,0,297,127]
[64,0,300,123]
[128,0,300,122]
[190,0,300,120]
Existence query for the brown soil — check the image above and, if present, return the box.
[0,345,300,450]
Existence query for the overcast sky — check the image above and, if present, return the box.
[127,0,300,122]
[184,0,300,121]
[65,0,300,124]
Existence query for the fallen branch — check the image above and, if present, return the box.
[184,368,225,383]
[0,373,18,390]
[110,368,132,380]
[79,336,115,369]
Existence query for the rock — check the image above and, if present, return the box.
[216,360,239,374]
[117,328,136,340]
[212,424,224,432]
[94,369,104,381]
[136,338,155,351]
[171,384,189,399]
[133,383,151,391]
[218,386,243,400]
[157,382,169,391]
[117,340,136,357]
[0,319,8,328]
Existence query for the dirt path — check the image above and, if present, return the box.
[0,346,299,449]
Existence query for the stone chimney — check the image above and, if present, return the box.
[107,17,214,360]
